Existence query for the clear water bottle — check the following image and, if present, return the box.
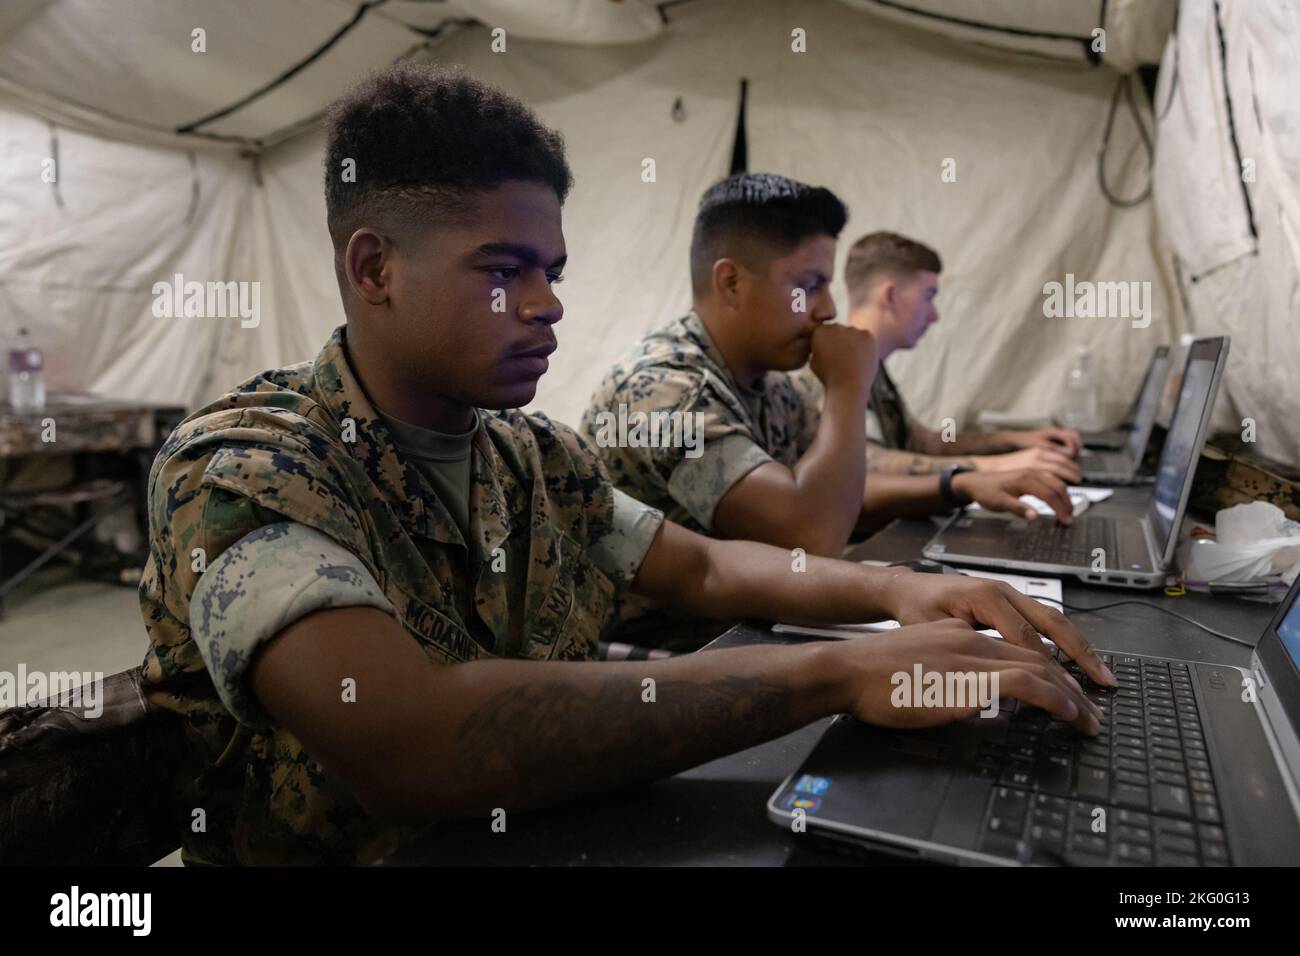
[1061,345,1100,431]
[8,327,46,411]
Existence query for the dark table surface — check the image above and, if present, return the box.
[386,488,1277,866]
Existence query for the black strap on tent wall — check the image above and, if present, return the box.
[172,1,475,148]
[1213,0,1257,241]
[176,0,389,135]
[729,79,749,175]
[1157,1,1181,120]
[172,0,454,143]
[656,0,707,25]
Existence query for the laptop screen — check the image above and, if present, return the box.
[1278,591,1300,672]
[1149,338,1227,562]
[1258,575,1300,744]
[1124,347,1171,460]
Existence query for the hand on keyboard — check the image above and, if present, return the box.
[884,569,1118,687]
[953,468,1075,525]
[835,620,1104,736]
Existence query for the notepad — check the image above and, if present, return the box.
[770,568,1063,641]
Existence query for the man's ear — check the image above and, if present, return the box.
[712,258,744,309]
[344,229,391,306]
[878,277,897,313]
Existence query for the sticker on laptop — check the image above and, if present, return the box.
[785,794,822,814]
[793,774,832,795]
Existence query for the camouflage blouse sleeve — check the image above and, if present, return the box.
[599,367,774,531]
[587,489,665,587]
[189,521,395,728]
[142,429,375,699]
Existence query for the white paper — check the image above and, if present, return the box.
[771,568,1063,640]
[966,485,1113,517]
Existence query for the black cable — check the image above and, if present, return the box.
[1059,599,1253,648]
[1097,72,1154,207]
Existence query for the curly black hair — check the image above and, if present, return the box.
[689,172,847,294]
[324,62,573,253]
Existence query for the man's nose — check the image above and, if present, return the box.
[813,289,837,323]
[519,277,563,325]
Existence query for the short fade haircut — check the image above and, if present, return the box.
[323,62,573,264]
[843,231,942,308]
[689,173,848,295]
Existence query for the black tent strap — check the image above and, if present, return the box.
[397,15,479,39]
[656,0,707,25]
[1188,249,1258,285]
[1213,0,1257,239]
[729,78,748,175]
[1157,0,1181,120]
[0,63,267,149]
[175,0,391,134]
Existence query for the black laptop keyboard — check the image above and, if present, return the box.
[1009,516,1119,567]
[975,648,1230,866]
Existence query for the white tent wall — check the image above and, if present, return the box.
[1153,0,1300,471]
[4,0,1188,442]
[0,102,257,407]
[738,0,1180,439]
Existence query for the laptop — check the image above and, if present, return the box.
[1077,346,1170,451]
[922,337,1228,590]
[767,570,1300,866]
[1076,345,1171,484]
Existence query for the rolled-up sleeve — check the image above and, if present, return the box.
[668,433,773,530]
[189,521,394,728]
[587,489,665,587]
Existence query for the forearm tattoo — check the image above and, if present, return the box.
[867,444,975,475]
[453,675,796,807]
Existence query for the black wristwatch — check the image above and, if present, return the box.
[939,465,975,508]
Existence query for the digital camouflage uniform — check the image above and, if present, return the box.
[865,364,911,449]
[792,361,909,450]
[138,325,660,865]
[580,312,821,647]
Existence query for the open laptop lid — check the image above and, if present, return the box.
[1122,345,1172,460]
[1148,337,1230,567]
[1256,575,1300,794]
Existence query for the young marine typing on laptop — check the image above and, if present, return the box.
[138,65,1113,865]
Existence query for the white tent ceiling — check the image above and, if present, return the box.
[0,0,1170,149]
[0,0,667,149]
